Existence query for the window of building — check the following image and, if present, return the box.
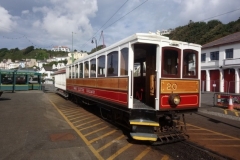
[201,53,206,62]
[107,51,118,77]
[210,51,219,60]
[90,59,96,77]
[225,48,233,59]
[120,48,128,76]
[84,61,89,78]
[183,50,198,78]
[97,55,105,77]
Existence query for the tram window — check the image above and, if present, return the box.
[134,61,146,77]
[183,50,198,78]
[120,48,128,76]
[97,55,105,77]
[134,63,141,77]
[84,61,89,78]
[72,65,75,78]
[107,51,118,77]
[162,48,180,77]
[79,63,83,78]
[69,67,71,78]
[90,59,96,77]
[75,64,78,78]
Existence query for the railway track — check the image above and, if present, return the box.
[47,92,238,160]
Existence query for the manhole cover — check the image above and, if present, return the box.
[49,133,76,142]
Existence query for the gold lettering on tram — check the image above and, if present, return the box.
[161,79,199,94]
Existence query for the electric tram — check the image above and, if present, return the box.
[55,32,201,144]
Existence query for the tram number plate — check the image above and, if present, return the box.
[161,79,199,93]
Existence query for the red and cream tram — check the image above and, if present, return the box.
[55,32,201,144]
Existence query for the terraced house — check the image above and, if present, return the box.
[201,32,240,93]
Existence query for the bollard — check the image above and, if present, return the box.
[217,94,221,105]
[228,95,234,110]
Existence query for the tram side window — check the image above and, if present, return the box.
[97,55,105,77]
[134,61,146,77]
[107,51,118,77]
[162,48,180,77]
[79,63,83,78]
[72,65,75,78]
[84,61,89,78]
[75,64,78,78]
[90,59,96,77]
[120,48,128,76]
[1,74,13,84]
[183,50,198,78]
[69,67,71,78]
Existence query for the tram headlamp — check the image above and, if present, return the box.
[168,94,181,106]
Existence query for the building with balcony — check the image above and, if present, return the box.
[201,32,240,93]
[51,46,70,52]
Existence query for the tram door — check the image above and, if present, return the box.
[133,44,156,108]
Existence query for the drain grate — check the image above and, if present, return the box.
[49,133,76,142]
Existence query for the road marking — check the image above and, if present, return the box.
[224,109,227,114]
[134,147,151,160]
[186,123,240,140]
[208,145,240,147]
[68,114,92,121]
[187,133,216,135]
[75,119,99,127]
[234,111,239,117]
[65,112,87,117]
[161,155,169,160]
[200,138,238,141]
[97,135,125,152]
[79,122,104,131]
[60,108,79,112]
[85,126,109,137]
[72,116,95,123]
[48,98,104,160]
[89,130,117,144]
[106,143,132,160]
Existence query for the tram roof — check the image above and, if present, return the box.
[73,32,201,64]
[0,69,41,75]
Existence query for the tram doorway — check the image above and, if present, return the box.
[133,43,157,108]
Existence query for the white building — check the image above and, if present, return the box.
[201,31,240,93]
[51,46,70,52]
[67,51,88,64]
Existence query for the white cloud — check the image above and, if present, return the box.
[0,6,16,32]
[22,10,29,15]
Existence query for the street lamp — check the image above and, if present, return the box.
[91,37,98,51]
[72,32,76,64]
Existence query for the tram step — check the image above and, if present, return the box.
[129,119,159,126]
[130,133,158,141]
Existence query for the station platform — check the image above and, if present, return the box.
[199,92,240,121]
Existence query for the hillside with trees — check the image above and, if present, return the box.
[166,18,240,45]
[1,18,240,62]
[0,46,69,62]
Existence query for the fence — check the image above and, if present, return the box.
[213,93,240,109]
[201,80,240,94]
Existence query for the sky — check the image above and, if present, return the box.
[0,0,240,52]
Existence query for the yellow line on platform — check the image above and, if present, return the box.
[201,138,238,141]
[234,111,239,117]
[186,123,240,140]
[72,116,95,124]
[79,122,104,131]
[161,155,170,160]
[224,109,227,114]
[68,114,91,121]
[89,130,117,144]
[75,119,99,127]
[65,112,86,117]
[208,145,240,147]
[134,147,151,160]
[106,143,132,160]
[84,126,109,137]
[97,135,125,152]
[48,98,104,160]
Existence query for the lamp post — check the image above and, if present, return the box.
[72,32,76,64]
[91,37,98,51]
